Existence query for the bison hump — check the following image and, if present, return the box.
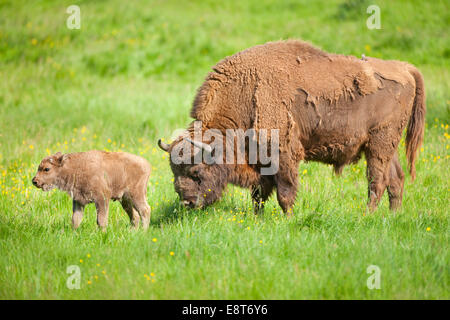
[190,40,415,127]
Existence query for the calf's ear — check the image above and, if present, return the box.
[52,152,68,166]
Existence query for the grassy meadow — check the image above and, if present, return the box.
[0,0,448,299]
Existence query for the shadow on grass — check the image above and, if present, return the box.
[152,202,197,227]
[152,197,257,226]
[295,211,327,230]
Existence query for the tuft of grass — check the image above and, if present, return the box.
[0,0,448,299]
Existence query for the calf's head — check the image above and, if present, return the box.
[158,138,228,209]
[32,152,67,191]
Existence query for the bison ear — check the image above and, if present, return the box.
[53,152,68,167]
[158,139,170,152]
[48,152,61,165]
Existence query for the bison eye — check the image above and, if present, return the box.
[44,168,50,172]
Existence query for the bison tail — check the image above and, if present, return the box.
[405,66,426,181]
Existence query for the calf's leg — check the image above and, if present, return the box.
[95,197,110,232]
[72,200,84,229]
[133,200,151,230]
[121,197,140,229]
[130,178,151,230]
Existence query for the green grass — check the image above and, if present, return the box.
[0,0,448,299]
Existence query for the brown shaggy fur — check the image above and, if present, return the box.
[160,40,426,213]
[32,151,151,231]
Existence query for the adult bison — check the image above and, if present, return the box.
[158,40,425,214]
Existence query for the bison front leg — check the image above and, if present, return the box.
[387,151,405,211]
[95,197,110,232]
[274,159,299,216]
[72,200,84,229]
[251,176,275,214]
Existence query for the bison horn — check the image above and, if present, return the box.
[185,137,212,155]
[158,139,170,152]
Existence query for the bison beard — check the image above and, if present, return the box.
[158,40,426,214]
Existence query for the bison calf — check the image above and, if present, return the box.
[32,150,151,231]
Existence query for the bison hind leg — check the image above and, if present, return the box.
[365,129,400,211]
[128,175,151,230]
[121,197,140,229]
[132,200,151,230]
[387,151,405,211]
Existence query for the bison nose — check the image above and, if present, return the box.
[32,177,38,186]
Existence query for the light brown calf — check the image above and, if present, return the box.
[32,150,151,231]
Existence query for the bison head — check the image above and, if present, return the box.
[158,137,229,209]
[32,152,67,191]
